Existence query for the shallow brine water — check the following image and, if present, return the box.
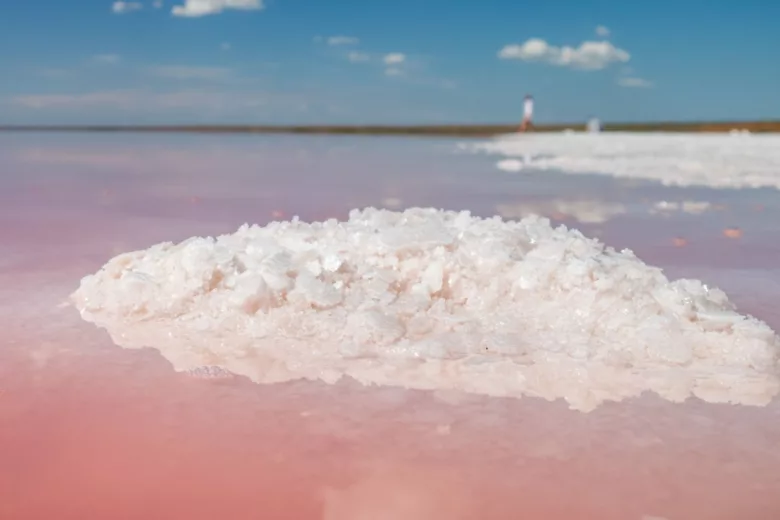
[2,132,779,520]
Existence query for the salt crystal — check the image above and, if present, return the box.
[72,207,780,412]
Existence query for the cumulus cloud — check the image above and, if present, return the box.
[384,67,403,77]
[145,65,233,80]
[171,0,264,17]
[327,36,359,46]
[153,0,164,7]
[595,25,610,37]
[383,53,406,65]
[498,38,629,70]
[112,1,142,14]
[347,51,370,63]
[617,76,654,88]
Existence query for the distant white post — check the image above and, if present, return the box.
[519,95,534,132]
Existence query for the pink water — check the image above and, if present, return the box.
[2,133,780,520]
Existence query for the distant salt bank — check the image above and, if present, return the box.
[72,208,780,412]
[464,132,780,190]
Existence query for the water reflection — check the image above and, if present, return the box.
[496,199,626,223]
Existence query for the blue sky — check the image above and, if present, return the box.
[1,0,778,125]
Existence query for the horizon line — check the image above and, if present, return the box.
[1,119,779,137]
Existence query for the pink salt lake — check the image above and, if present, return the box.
[2,132,779,520]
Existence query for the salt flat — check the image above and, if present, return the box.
[464,131,780,189]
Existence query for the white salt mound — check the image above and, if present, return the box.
[72,207,780,411]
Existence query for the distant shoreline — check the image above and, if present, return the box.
[1,121,778,137]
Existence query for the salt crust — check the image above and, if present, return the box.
[464,132,780,190]
[72,208,780,411]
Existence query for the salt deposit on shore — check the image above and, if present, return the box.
[464,133,780,190]
[72,208,780,411]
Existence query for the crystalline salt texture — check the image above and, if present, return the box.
[72,207,780,411]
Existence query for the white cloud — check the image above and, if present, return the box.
[617,76,654,88]
[112,1,142,14]
[498,38,629,70]
[171,0,264,17]
[8,89,303,113]
[92,54,121,65]
[12,91,140,110]
[145,65,233,80]
[383,53,406,65]
[220,42,231,51]
[595,25,610,37]
[347,51,370,63]
[327,36,359,46]
[380,54,407,77]
[153,0,164,7]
